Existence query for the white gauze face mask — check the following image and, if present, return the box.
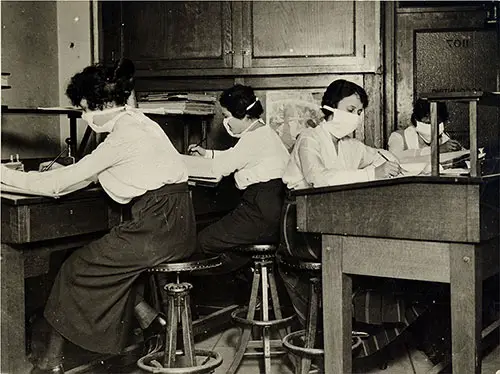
[321,105,361,139]
[415,121,444,144]
[223,117,263,138]
[222,98,263,138]
[81,106,127,133]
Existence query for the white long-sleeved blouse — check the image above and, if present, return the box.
[202,125,290,190]
[388,126,450,159]
[282,123,389,190]
[1,108,188,203]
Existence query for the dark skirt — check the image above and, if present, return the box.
[44,183,196,354]
[198,179,284,272]
[277,194,428,358]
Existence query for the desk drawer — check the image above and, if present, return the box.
[2,197,118,244]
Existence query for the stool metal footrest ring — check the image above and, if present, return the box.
[283,330,363,358]
[231,307,296,327]
[282,330,324,358]
[137,349,223,374]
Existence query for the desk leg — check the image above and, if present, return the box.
[1,244,30,373]
[322,235,352,374]
[450,243,482,374]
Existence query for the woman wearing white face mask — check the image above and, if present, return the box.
[187,84,289,274]
[282,79,400,190]
[279,80,429,361]
[2,59,197,373]
[388,98,463,159]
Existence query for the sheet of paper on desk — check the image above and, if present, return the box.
[1,180,93,198]
[181,155,222,186]
[399,150,470,165]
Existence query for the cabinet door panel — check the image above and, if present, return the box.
[122,1,232,69]
[243,1,379,71]
[252,2,354,58]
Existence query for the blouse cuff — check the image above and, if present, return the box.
[365,165,376,181]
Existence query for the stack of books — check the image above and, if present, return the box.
[139,92,216,115]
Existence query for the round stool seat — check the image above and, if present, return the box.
[231,244,277,260]
[277,253,321,272]
[147,256,222,273]
[137,349,223,374]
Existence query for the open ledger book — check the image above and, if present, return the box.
[1,180,93,198]
[181,155,222,187]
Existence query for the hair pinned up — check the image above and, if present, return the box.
[66,59,135,110]
[219,84,264,119]
[320,79,368,118]
[411,98,449,126]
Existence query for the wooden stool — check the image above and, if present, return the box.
[278,254,368,373]
[278,253,323,374]
[137,256,224,374]
[227,244,296,374]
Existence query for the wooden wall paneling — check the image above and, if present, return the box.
[121,1,233,71]
[395,9,488,129]
[363,74,383,148]
[241,1,380,72]
[383,1,397,145]
[99,1,122,63]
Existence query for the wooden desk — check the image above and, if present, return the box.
[1,187,122,373]
[0,181,240,373]
[293,175,500,374]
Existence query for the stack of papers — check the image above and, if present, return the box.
[139,92,217,116]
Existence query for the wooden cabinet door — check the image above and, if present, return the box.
[241,1,380,72]
[120,1,233,71]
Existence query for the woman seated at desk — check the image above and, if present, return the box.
[1,59,196,373]
[388,98,463,159]
[188,84,290,274]
[280,79,427,359]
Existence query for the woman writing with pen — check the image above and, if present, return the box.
[279,79,428,360]
[388,98,463,159]
[188,84,290,273]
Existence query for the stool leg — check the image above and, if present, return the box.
[180,290,196,366]
[227,269,261,374]
[261,265,272,374]
[164,292,178,368]
[268,269,288,340]
[300,280,319,374]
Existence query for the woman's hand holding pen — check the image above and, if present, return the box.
[440,139,462,153]
[376,150,403,179]
[375,161,401,179]
[187,144,207,157]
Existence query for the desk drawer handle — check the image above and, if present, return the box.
[463,256,471,263]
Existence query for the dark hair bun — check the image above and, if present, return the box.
[113,58,135,81]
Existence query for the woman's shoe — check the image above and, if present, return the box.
[30,364,64,374]
[143,313,167,354]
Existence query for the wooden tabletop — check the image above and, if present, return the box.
[1,186,107,206]
[291,174,492,197]
[420,91,500,107]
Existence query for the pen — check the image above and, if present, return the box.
[378,151,408,173]
[189,137,206,155]
[378,151,390,162]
